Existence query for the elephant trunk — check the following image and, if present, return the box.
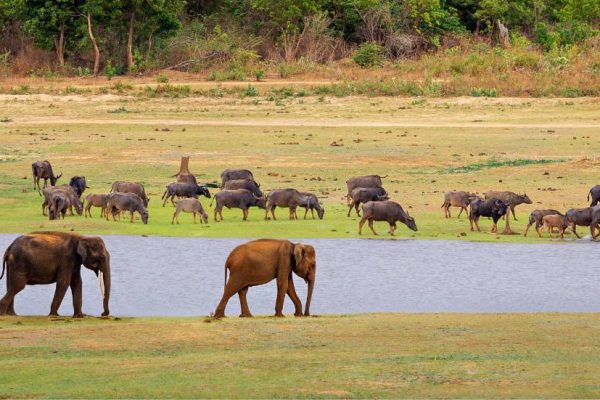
[304,272,314,316]
[101,263,111,316]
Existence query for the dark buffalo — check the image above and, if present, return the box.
[298,192,325,220]
[84,194,109,218]
[68,176,88,198]
[110,182,149,207]
[588,185,600,207]
[441,191,478,219]
[161,182,210,207]
[223,179,263,197]
[469,198,508,233]
[48,192,69,220]
[358,200,417,236]
[484,191,532,221]
[265,189,308,220]
[220,169,254,188]
[524,209,562,237]
[345,175,386,203]
[105,192,148,224]
[32,160,62,193]
[565,207,599,239]
[347,187,388,217]
[42,185,83,217]
[211,189,266,221]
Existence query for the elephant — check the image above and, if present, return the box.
[214,239,316,319]
[0,232,111,317]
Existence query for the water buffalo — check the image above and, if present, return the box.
[542,214,571,239]
[588,185,600,207]
[345,175,386,204]
[565,206,599,239]
[469,198,508,233]
[484,191,532,221]
[110,181,149,207]
[84,194,108,218]
[298,192,325,220]
[105,192,148,224]
[161,182,211,206]
[42,185,83,217]
[32,160,62,193]
[265,189,308,220]
[48,192,69,220]
[68,176,88,198]
[347,187,388,217]
[359,200,417,236]
[172,198,209,224]
[220,169,254,188]
[524,209,562,237]
[211,189,266,221]
[223,179,263,197]
[441,191,478,219]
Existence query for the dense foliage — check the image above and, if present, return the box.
[0,0,598,74]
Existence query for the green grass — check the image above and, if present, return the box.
[0,94,598,242]
[1,313,599,398]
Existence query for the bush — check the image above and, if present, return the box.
[156,74,169,83]
[245,85,258,97]
[470,87,498,97]
[352,42,384,68]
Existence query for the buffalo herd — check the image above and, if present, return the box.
[30,160,600,239]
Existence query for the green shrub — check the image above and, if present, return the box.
[254,69,265,81]
[105,60,118,80]
[470,87,498,97]
[245,85,258,97]
[352,42,384,68]
[156,74,169,83]
[77,67,92,77]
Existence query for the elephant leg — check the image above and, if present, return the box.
[274,277,289,317]
[0,273,26,315]
[70,273,84,318]
[214,279,244,319]
[368,219,377,235]
[238,287,253,317]
[49,277,70,316]
[286,276,303,317]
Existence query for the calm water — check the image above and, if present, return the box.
[1,234,599,316]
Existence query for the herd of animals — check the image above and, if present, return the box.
[30,159,600,239]
[0,159,598,319]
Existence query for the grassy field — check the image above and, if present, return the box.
[1,313,599,398]
[0,84,599,242]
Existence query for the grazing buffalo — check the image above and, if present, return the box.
[524,209,562,237]
[32,160,62,193]
[265,189,308,220]
[359,200,417,236]
[345,175,386,203]
[105,192,148,224]
[172,198,208,224]
[298,192,325,220]
[224,179,263,197]
[441,191,478,219]
[48,192,69,220]
[542,214,571,239]
[84,194,109,218]
[565,206,599,239]
[42,186,83,217]
[68,176,88,198]
[161,182,210,206]
[110,181,149,207]
[588,185,600,207]
[469,198,508,233]
[347,187,388,217]
[484,191,532,221]
[212,189,266,221]
[220,169,254,188]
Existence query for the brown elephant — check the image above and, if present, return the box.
[214,239,316,319]
[0,232,111,317]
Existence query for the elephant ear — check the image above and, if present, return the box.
[294,244,306,274]
[77,240,88,265]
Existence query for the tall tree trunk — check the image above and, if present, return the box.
[86,13,101,77]
[127,11,135,71]
[54,20,65,67]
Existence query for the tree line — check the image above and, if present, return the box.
[0,0,598,75]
